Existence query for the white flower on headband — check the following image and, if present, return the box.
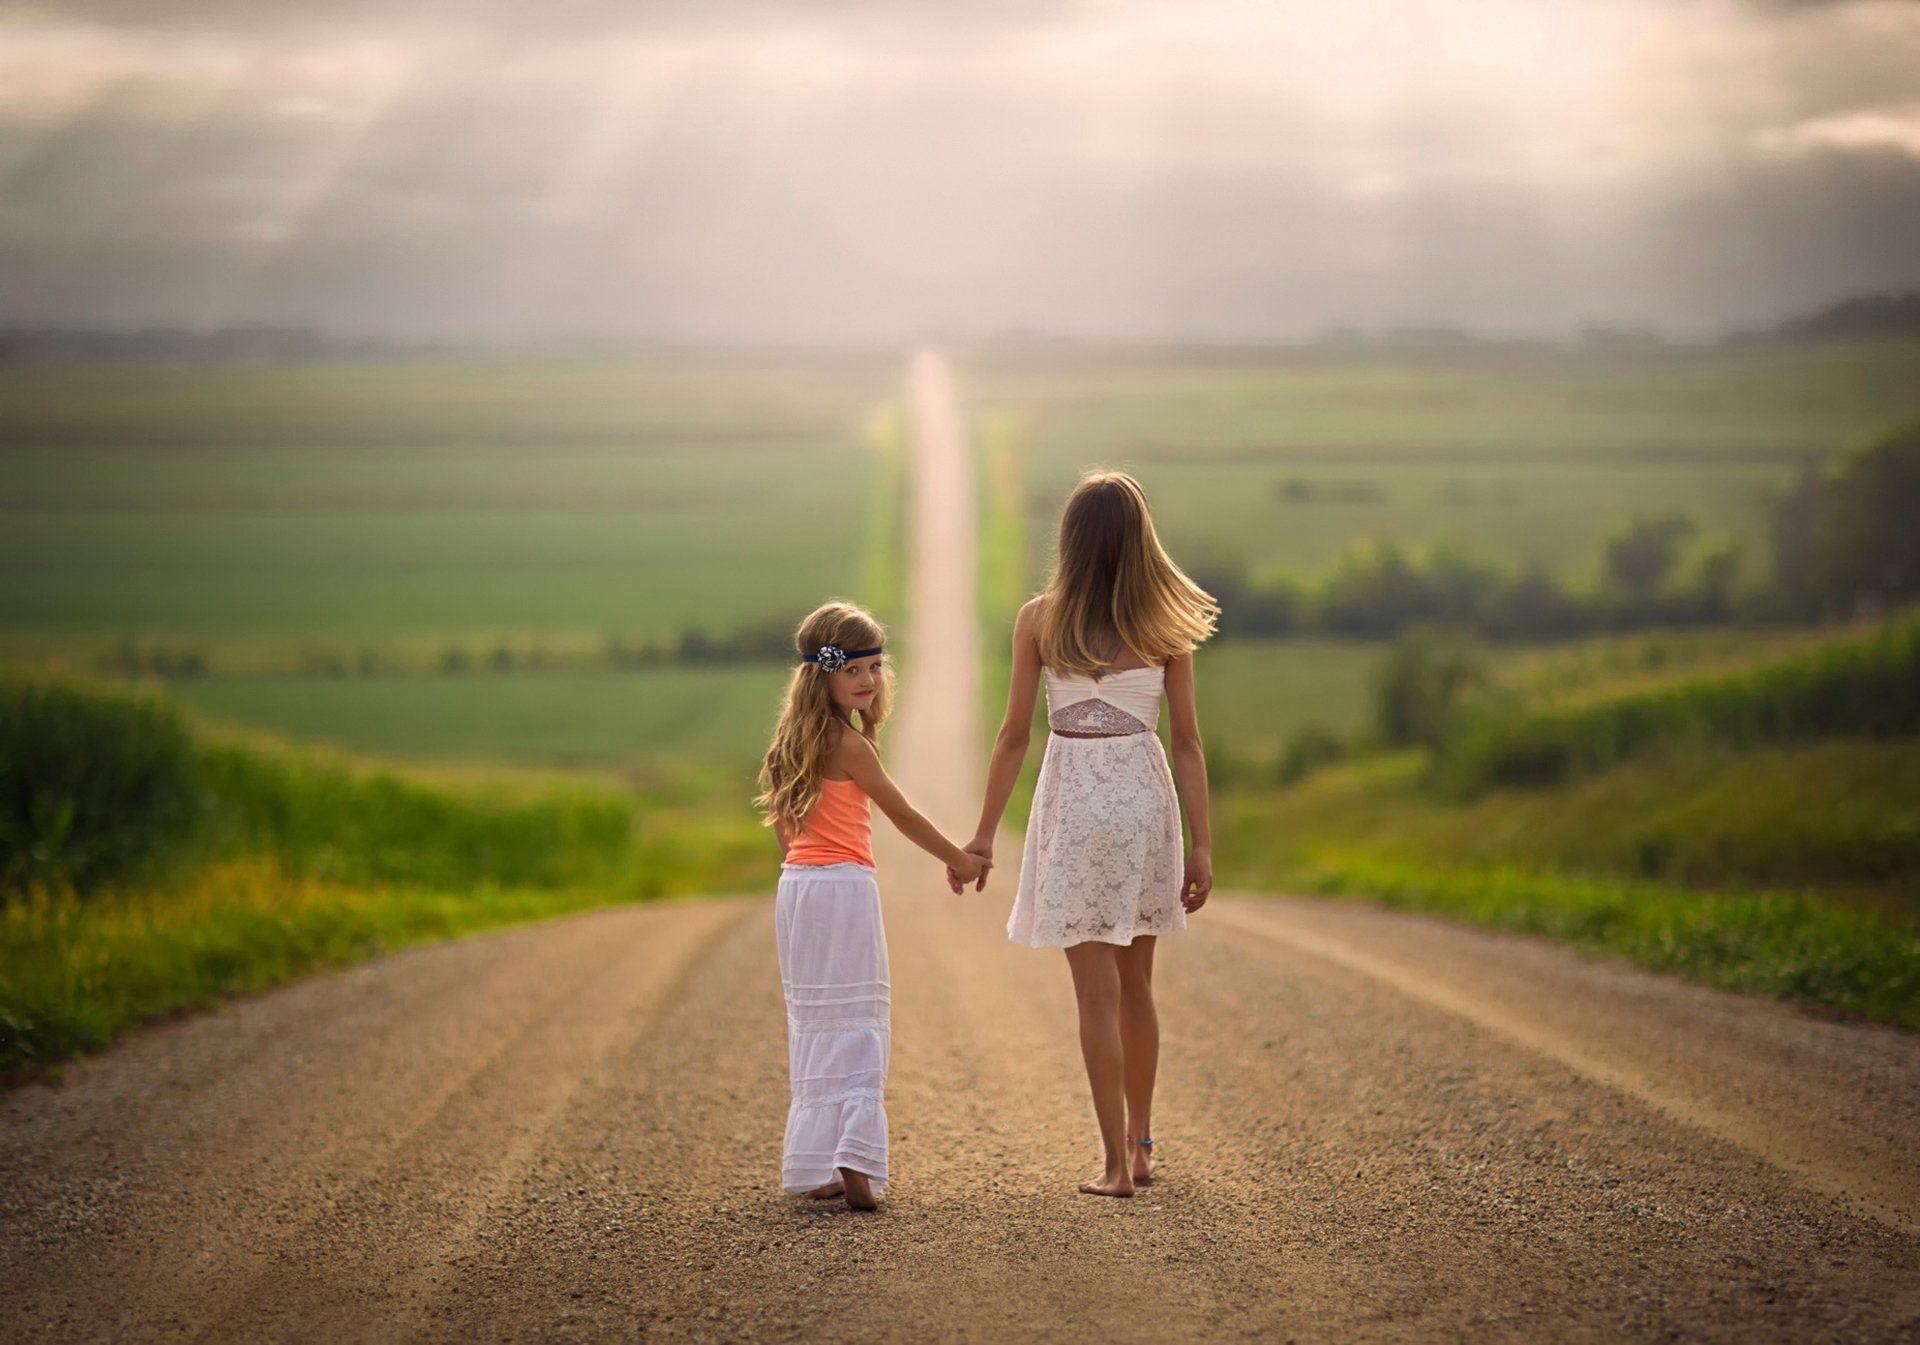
[814,644,848,673]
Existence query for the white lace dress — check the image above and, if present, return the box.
[1007,665,1187,949]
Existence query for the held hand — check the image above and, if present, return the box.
[963,840,994,893]
[1181,847,1213,913]
[946,851,983,892]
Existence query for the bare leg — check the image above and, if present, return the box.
[1064,942,1134,1197]
[806,1178,845,1199]
[1116,936,1159,1182]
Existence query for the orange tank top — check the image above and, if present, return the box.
[785,776,875,868]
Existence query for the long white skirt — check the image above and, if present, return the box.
[774,862,890,1193]
[1008,731,1187,949]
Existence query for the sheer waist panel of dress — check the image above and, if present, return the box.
[1043,663,1165,736]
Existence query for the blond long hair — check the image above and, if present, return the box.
[1037,471,1218,675]
[756,601,892,835]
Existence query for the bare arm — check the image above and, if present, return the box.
[838,733,981,878]
[970,599,1043,859]
[1164,651,1214,911]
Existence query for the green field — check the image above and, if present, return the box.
[0,354,901,775]
[5,343,1919,1052]
[965,340,1920,584]
[0,355,896,642]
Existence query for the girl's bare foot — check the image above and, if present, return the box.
[1078,1166,1135,1198]
[839,1167,878,1211]
[1129,1138,1155,1184]
[806,1179,845,1200]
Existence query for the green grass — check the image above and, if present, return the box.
[978,410,1032,628]
[0,673,777,1074]
[862,403,911,630]
[1270,857,1920,1030]
[194,738,636,891]
[1217,739,1920,901]
[0,860,707,1074]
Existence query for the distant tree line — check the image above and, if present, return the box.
[1726,290,1920,345]
[94,617,804,682]
[0,327,440,364]
[1195,418,1920,644]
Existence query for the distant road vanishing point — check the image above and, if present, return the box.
[1,350,1916,1342]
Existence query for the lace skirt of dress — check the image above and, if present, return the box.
[1007,732,1186,949]
[775,862,890,1193]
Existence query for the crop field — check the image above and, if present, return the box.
[963,340,1920,584]
[0,356,896,641]
[0,354,899,773]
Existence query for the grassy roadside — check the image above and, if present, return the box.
[863,401,911,630]
[1213,654,1920,1029]
[1254,856,1920,1030]
[0,861,705,1076]
[1,672,772,1077]
[974,410,1047,826]
[1217,738,1920,897]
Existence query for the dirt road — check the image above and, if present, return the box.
[3,351,1917,1342]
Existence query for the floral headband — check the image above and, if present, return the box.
[803,643,884,673]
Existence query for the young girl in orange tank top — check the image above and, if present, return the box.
[756,601,982,1211]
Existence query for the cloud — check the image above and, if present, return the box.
[0,0,1090,43]
[0,0,1917,339]
[1755,103,1920,158]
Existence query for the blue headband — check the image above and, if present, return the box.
[803,643,884,673]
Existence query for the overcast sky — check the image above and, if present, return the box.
[1,0,1917,341]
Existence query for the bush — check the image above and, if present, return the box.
[1372,626,1489,750]
[1820,418,1920,617]
[1277,724,1347,784]
[1,674,200,898]
[1602,512,1695,603]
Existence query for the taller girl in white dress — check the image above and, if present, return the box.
[962,471,1218,1198]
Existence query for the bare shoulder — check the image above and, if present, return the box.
[1014,595,1046,640]
[826,720,879,775]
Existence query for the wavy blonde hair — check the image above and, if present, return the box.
[756,601,892,835]
[1037,470,1218,676]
